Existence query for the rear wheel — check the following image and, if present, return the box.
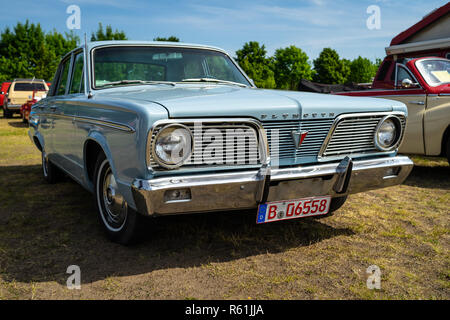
[94,153,143,245]
[42,151,63,183]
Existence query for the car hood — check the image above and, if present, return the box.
[95,84,404,121]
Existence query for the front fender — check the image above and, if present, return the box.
[83,129,140,211]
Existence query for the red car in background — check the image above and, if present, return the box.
[336,57,450,163]
[0,82,11,106]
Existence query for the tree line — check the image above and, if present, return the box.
[0,21,380,89]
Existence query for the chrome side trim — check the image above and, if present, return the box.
[39,113,135,133]
[74,116,135,132]
[318,111,406,161]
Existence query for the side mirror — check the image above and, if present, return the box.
[401,78,418,88]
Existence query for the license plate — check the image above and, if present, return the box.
[256,196,331,224]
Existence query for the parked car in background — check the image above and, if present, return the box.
[2,79,48,118]
[336,57,450,164]
[20,91,43,123]
[29,41,413,244]
[0,82,11,109]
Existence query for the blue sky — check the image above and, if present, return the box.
[1,0,448,62]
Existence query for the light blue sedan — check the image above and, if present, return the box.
[29,41,413,244]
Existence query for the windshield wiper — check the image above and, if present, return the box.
[97,80,176,88]
[180,78,248,88]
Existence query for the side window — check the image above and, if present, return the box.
[396,65,414,88]
[69,52,84,94]
[56,59,70,96]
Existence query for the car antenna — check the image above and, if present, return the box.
[84,33,93,99]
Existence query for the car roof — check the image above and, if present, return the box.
[87,40,227,52]
[64,41,230,59]
[13,78,46,82]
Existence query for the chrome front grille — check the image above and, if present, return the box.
[149,122,260,168]
[321,114,406,158]
[263,119,334,161]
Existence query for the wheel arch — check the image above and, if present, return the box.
[440,124,450,157]
[83,132,117,186]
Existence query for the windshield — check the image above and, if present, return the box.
[415,59,450,87]
[93,46,251,88]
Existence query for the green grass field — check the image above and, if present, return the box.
[0,113,448,299]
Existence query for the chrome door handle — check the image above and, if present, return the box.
[408,100,425,105]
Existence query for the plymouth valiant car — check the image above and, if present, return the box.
[29,41,414,244]
[337,57,450,164]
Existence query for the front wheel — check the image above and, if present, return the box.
[94,153,143,245]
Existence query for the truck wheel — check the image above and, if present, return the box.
[93,152,143,245]
[313,196,347,219]
[42,151,63,183]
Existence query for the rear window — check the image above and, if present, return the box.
[13,83,47,91]
[376,61,392,81]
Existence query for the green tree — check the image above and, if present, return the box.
[91,23,127,41]
[153,36,180,42]
[235,41,275,88]
[0,20,78,82]
[273,45,313,90]
[348,56,378,83]
[313,48,350,84]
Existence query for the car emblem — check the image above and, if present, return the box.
[291,130,308,149]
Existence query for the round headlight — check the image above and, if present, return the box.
[374,116,402,151]
[153,124,193,168]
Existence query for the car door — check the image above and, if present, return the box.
[64,50,86,179]
[42,58,70,162]
[380,63,427,155]
[49,54,78,176]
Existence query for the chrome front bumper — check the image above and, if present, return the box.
[131,156,413,216]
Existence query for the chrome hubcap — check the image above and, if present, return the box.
[101,166,127,228]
